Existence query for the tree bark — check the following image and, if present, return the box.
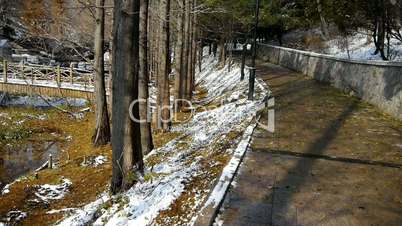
[182,0,190,101]
[240,42,246,80]
[198,40,202,73]
[191,0,198,93]
[218,37,226,66]
[228,40,232,72]
[158,0,171,130]
[316,0,329,39]
[111,0,143,194]
[373,14,388,60]
[139,0,153,155]
[212,41,217,57]
[186,3,193,101]
[92,0,111,147]
[174,0,184,107]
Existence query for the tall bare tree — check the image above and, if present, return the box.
[111,0,143,194]
[174,0,185,107]
[92,0,111,146]
[157,0,171,130]
[190,0,197,94]
[182,0,190,101]
[139,0,153,154]
[316,0,329,39]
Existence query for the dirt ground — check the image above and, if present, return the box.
[0,108,183,226]
[220,62,402,226]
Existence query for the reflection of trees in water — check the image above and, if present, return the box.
[0,141,60,187]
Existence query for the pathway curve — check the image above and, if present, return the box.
[219,62,402,226]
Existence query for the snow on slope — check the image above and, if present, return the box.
[325,32,402,61]
[55,53,269,226]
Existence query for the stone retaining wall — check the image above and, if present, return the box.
[257,44,402,120]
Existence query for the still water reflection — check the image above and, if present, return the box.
[0,142,60,190]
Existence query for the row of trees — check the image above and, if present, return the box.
[90,0,201,193]
[0,0,212,193]
[102,0,401,191]
[256,0,401,60]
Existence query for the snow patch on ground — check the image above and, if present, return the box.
[1,177,24,196]
[56,193,110,226]
[1,210,27,225]
[81,155,108,167]
[1,184,11,195]
[47,208,78,215]
[94,155,108,167]
[212,213,224,226]
[34,179,72,201]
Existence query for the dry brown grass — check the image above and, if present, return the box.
[0,105,190,225]
[0,109,112,226]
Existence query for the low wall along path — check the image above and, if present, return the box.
[257,44,402,120]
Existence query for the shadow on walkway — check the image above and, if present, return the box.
[267,101,358,226]
[221,62,402,226]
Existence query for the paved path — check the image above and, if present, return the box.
[219,62,402,226]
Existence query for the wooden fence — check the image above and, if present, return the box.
[0,60,101,100]
[0,60,94,87]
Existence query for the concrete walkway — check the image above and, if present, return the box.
[219,62,402,226]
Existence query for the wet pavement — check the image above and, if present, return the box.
[220,63,402,226]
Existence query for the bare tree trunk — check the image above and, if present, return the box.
[316,0,329,39]
[212,41,217,57]
[198,40,202,73]
[240,42,247,80]
[139,0,153,155]
[189,0,198,95]
[186,4,193,101]
[228,39,232,72]
[108,39,113,117]
[92,0,111,147]
[373,14,388,60]
[158,0,171,130]
[191,0,197,93]
[191,36,196,95]
[182,0,190,101]
[108,11,115,119]
[111,0,143,194]
[371,0,389,61]
[218,37,226,66]
[174,0,184,107]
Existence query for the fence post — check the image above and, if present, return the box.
[70,64,73,84]
[3,60,7,83]
[20,63,24,79]
[48,154,53,169]
[30,68,33,85]
[56,65,61,86]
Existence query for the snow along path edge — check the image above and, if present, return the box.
[192,116,261,226]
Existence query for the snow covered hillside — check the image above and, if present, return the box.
[53,54,270,226]
[325,32,402,61]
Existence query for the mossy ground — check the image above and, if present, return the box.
[0,106,182,225]
[0,86,250,225]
